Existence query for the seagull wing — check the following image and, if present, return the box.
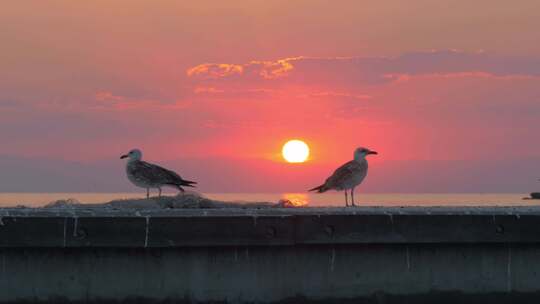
[324,160,364,190]
[131,161,196,187]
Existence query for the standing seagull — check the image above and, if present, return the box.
[309,147,377,207]
[120,149,197,198]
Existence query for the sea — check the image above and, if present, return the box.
[0,192,536,208]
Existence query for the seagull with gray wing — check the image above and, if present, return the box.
[309,147,377,207]
[121,149,197,198]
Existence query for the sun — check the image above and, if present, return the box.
[282,140,310,163]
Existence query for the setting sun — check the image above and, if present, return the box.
[282,140,310,163]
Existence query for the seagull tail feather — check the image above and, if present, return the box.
[168,180,196,192]
[308,184,327,193]
[181,179,197,186]
[173,179,197,188]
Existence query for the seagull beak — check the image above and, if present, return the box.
[120,154,128,159]
[368,151,378,155]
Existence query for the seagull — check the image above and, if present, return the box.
[309,147,377,207]
[120,149,197,198]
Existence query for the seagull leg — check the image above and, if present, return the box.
[146,188,149,199]
[351,188,356,207]
[158,187,162,197]
[345,191,349,207]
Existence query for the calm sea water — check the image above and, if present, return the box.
[0,192,536,208]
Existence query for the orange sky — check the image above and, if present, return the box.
[1,1,540,192]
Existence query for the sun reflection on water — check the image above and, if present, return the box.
[281,193,309,207]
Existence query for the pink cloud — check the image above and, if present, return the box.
[187,58,298,81]
[186,63,243,79]
[186,51,540,88]
[384,71,540,83]
[246,58,296,79]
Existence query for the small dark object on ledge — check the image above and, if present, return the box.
[531,193,540,199]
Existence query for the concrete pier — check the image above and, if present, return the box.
[1,206,540,303]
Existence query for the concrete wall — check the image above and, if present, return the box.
[1,207,540,303]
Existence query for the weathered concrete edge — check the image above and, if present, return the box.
[0,208,538,247]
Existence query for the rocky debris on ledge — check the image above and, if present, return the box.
[43,192,302,210]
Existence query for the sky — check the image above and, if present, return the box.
[1,0,540,193]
